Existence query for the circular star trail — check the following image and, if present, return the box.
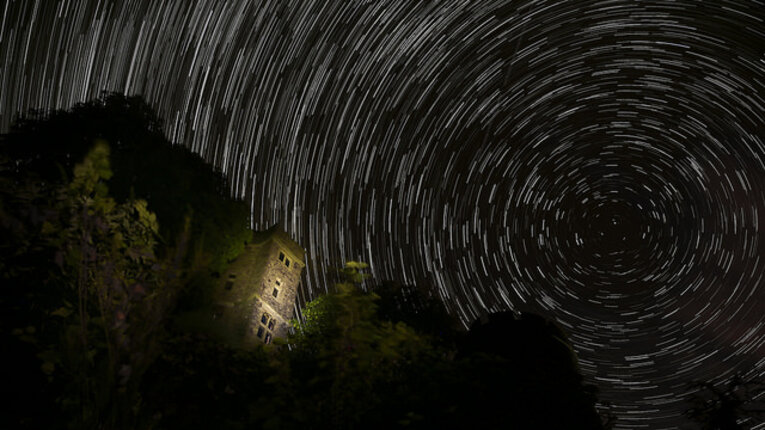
[2,1,764,427]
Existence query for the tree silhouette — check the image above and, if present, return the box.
[1,92,251,280]
[373,280,460,345]
[2,96,611,427]
[1,95,249,429]
[2,142,188,429]
[452,311,604,429]
[685,374,765,430]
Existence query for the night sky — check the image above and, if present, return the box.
[2,1,764,428]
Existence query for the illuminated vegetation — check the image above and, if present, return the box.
[2,96,609,429]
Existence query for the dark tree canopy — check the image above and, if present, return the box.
[1,92,251,275]
[685,374,765,430]
[282,267,604,430]
[373,280,461,345]
[1,96,251,428]
[450,311,604,429]
[2,98,606,430]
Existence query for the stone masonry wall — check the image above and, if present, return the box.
[251,239,304,342]
[214,228,305,347]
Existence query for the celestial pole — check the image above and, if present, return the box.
[2,1,764,428]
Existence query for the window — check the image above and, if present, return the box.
[224,281,234,290]
[268,319,275,330]
[279,252,285,261]
[273,288,279,298]
[256,327,264,338]
[275,279,281,286]
[261,313,268,324]
[264,333,272,344]
[285,258,290,267]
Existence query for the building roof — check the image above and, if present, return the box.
[252,223,305,263]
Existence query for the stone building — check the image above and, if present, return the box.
[212,223,305,347]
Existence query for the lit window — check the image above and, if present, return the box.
[273,288,279,298]
[261,313,268,324]
[264,333,272,344]
[279,252,285,261]
[285,258,290,267]
[256,327,264,338]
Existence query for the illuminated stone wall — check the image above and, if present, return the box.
[213,225,305,347]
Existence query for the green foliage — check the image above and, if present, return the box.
[2,118,607,428]
[267,263,604,429]
[1,92,252,285]
[1,95,257,428]
[374,280,460,345]
[141,333,271,430]
[2,141,188,429]
[276,262,439,429]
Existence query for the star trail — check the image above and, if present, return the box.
[2,0,764,427]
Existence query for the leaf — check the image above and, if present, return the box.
[41,362,55,375]
[51,306,73,318]
[345,261,369,269]
[113,231,124,247]
[41,221,56,235]
[19,335,37,344]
